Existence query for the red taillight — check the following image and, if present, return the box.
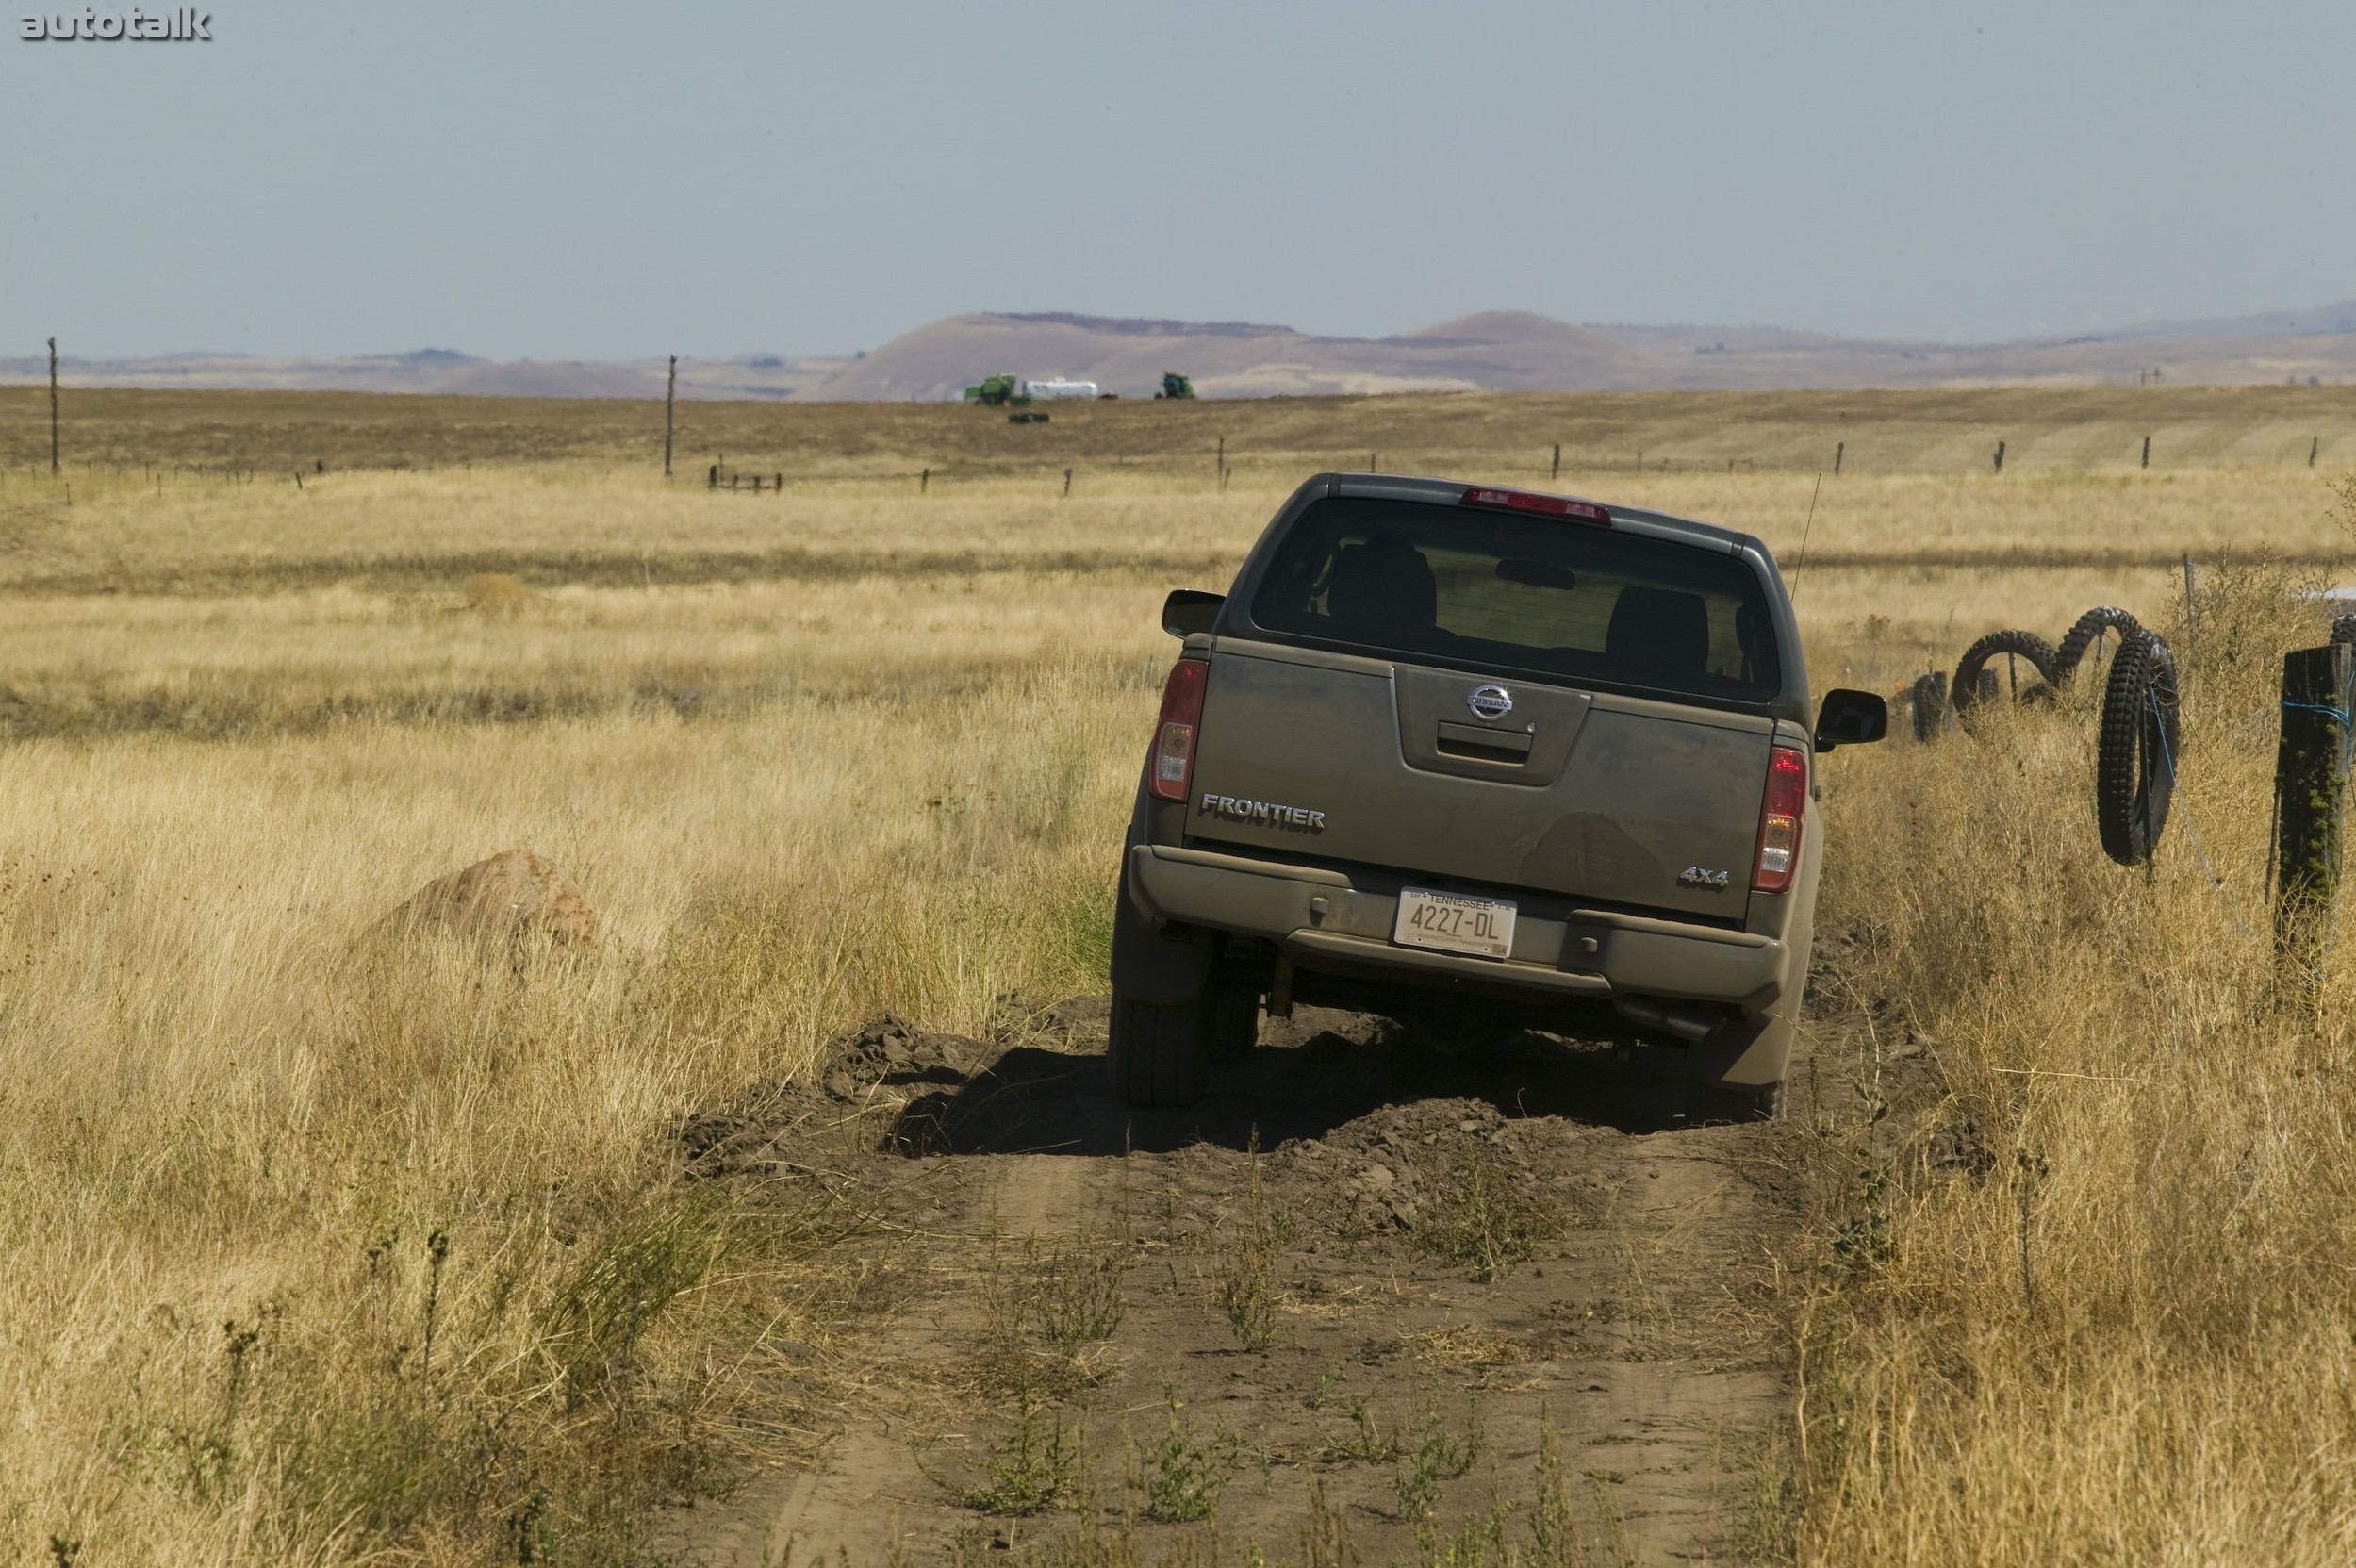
[1459,486,1612,524]
[1752,746,1808,893]
[1148,657,1210,801]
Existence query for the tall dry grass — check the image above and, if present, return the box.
[1786,550,2356,1564]
[7,381,2351,475]
[0,575,1171,737]
[0,668,1146,1562]
[0,461,2346,593]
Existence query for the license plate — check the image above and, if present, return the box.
[1392,888,1516,959]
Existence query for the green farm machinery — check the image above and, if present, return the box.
[963,373,1030,407]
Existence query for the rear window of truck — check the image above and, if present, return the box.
[1247,496,1782,703]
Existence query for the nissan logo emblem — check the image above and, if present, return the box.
[1467,685,1514,720]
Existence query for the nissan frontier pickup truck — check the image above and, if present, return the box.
[1109,473,1886,1119]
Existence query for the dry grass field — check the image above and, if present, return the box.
[2,383,2355,1565]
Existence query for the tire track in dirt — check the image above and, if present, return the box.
[660,1002,1804,1564]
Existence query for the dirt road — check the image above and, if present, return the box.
[661,1000,1811,1565]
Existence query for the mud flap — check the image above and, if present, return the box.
[1684,1009,1794,1092]
[1111,859,1215,1007]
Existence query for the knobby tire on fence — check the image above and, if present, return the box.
[1908,670,1950,742]
[2054,606,2143,684]
[2097,629,2180,866]
[1951,629,2060,725]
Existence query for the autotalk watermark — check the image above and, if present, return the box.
[20,8,212,40]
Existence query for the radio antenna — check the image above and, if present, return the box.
[1788,472,1824,602]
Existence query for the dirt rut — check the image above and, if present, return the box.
[661,1003,1801,1564]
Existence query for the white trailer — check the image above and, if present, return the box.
[1021,378,1100,401]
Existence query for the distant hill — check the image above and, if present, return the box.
[8,299,2356,401]
[810,304,2356,399]
[807,309,1658,401]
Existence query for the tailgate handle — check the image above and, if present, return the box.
[1435,721,1534,765]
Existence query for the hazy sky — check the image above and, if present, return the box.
[6,0,2352,358]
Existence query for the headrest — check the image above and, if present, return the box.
[1606,586,1710,682]
[1327,533,1439,638]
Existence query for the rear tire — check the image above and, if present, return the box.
[1108,990,1211,1108]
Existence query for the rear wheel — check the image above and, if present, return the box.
[1108,989,1211,1107]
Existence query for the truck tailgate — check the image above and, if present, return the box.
[1184,643,1772,920]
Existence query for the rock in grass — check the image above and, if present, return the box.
[386,849,598,946]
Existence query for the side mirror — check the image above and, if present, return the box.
[1815,688,1888,751]
[1162,588,1226,638]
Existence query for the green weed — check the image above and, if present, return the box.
[1213,1132,1286,1352]
[1414,1143,1555,1283]
[956,1386,1085,1517]
[1129,1387,1238,1524]
[1321,1397,1404,1463]
[1394,1404,1480,1525]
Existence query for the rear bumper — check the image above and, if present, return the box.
[1127,843,1793,1013]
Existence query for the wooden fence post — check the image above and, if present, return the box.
[1063,467,1073,497]
[1834,440,1843,475]
[920,467,929,493]
[2312,437,2321,469]
[1993,440,2006,474]
[2141,435,2150,470]
[708,464,717,490]
[2274,642,2354,999]
[663,355,676,478]
[1551,442,1560,480]
[47,338,59,473]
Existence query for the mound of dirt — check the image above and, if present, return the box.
[1273,1095,1569,1237]
[384,849,598,946]
[819,1012,983,1100]
[676,1012,986,1180]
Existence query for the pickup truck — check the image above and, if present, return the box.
[1109,473,1886,1119]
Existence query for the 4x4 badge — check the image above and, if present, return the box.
[1467,684,1513,720]
[1678,866,1732,891]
